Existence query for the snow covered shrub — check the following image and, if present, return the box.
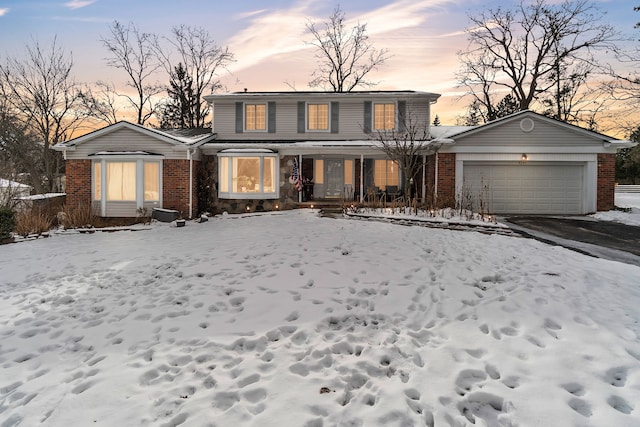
[0,207,16,242]
[15,209,53,238]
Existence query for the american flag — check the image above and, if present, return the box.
[292,158,303,191]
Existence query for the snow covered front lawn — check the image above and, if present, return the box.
[1,210,639,426]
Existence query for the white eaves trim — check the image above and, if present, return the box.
[52,121,216,151]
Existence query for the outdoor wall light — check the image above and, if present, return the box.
[521,153,528,161]
[274,203,279,210]
[246,205,251,212]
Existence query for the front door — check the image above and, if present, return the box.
[325,159,343,198]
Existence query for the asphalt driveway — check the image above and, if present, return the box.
[504,216,640,265]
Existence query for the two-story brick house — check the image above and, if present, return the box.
[53,90,633,218]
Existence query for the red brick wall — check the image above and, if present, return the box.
[597,153,615,211]
[163,159,199,218]
[65,159,92,208]
[436,153,456,207]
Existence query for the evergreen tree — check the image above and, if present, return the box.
[432,115,441,126]
[159,63,197,128]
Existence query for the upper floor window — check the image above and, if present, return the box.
[374,103,395,130]
[245,104,266,131]
[307,103,329,131]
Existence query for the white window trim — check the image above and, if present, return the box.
[306,102,331,133]
[92,157,163,216]
[244,102,268,133]
[217,152,280,199]
[373,101,397,131]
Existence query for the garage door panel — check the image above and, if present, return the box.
[463,163,584,214]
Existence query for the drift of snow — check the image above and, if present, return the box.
[1,210,639,427]
[591,193,640,226]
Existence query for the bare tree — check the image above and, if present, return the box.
[154,25,233,128]
[373,116,440,204]
[0,38,87,192]
[101,21,164,125]
[457,0,615,120]
[307,5,389,92]
[78,81,120,126]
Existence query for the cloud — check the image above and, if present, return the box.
[227,0,460,72]
[64,0,96,9]
[235,9,268,20]
[0,8,9,16]
[222,0,469,93]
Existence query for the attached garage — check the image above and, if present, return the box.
[463,162,585,214]
[433,111,633,215]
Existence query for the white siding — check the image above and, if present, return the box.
[105,201,138,217]
[450,116,605,149]
[66,128,188,160]
[211,94,432,141]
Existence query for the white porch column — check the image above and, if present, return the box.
[422,155,426,204]
[360,154,364,203]
[298,154,302,203]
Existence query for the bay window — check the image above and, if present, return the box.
[92,157,162,216]
[218,151,278,199]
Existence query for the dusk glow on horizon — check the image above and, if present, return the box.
[0,0,638,134]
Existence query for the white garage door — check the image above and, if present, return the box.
[463,163,585,214]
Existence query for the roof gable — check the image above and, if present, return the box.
[450,110,619,144]
[55,121,215,149]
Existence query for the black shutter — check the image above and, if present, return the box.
[363,101,372,134]
[398,101,407,132]
[235,102,243,133]
[268,102,276,133]
[297,101,306,133]
[330,102,339,133]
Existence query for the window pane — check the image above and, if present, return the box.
[386,160,399,186]
[344,159,353,185]
[219,157,229,192]
[314,159,324,184]
[308,104,328,130]
[374,103,395,130]
[255,104,266,130]
[107,162,136,201]
[144,162,159,201]
[245,104,266,131]
[94,162,101,200]
[263,157,275,193]
[374,160,387,190]
[233,157,261,192]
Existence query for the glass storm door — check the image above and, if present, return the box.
[325,159,343,198]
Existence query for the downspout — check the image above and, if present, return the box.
[188,148,193,219]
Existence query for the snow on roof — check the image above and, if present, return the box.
[429,126,476,139]
[219,148,276,153]
[89,151,163,156]
[0,178,32,189]
[18,193,65,200]
[54,121,216,149]
[153,127,214,144]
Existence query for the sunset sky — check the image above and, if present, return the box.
[0,0,638,131]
